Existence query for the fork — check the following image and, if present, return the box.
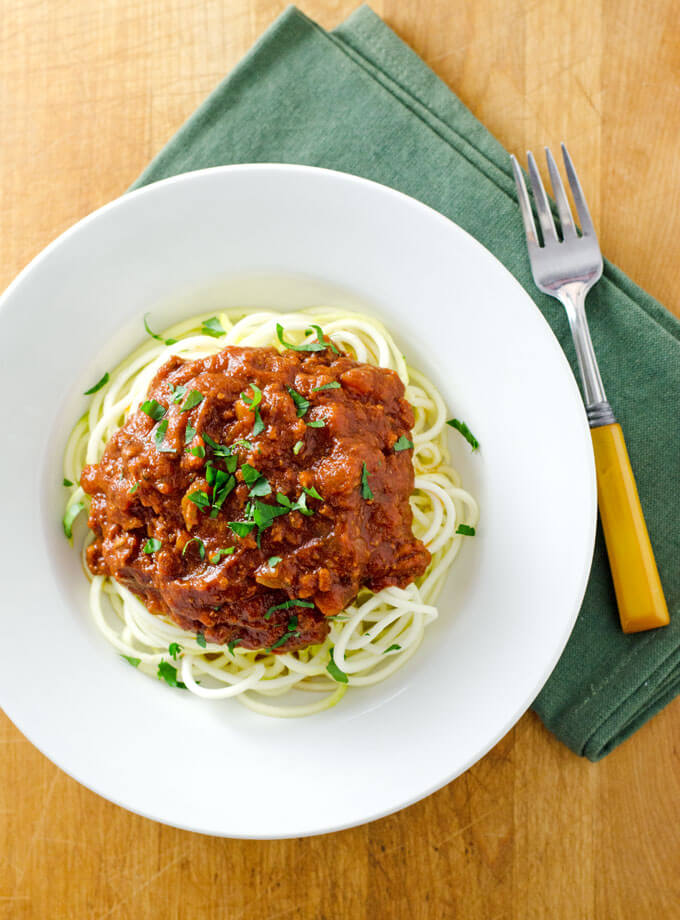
[511,144,669,633]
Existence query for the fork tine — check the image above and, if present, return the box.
[527,151,558,244]
[561,143,596,236]
[545,147,577,239]
[510,155,539,247]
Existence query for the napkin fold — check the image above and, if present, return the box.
[132,5,680,760]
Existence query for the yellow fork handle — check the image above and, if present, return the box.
[591,423,669,633]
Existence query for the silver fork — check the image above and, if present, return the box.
[511,144,669,634]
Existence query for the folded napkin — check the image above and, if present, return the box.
[131,4,679,760]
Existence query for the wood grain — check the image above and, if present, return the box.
[1,2,679,918]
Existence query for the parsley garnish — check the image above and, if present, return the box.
[326,648,348,683]
[268,555,282,567]
[265,598,315,620]
[393,435,413,452]
[446,418,479,451]
[275,492,313,517]
[169,383,187,404]
[209,547,235,564]
[62,501,85,539]
[141,399,166,422]
[253,500,289,529]
[241,384,264,436]
[184,424,196,444]
[456,524,476,536]
[157,660,186,689]
[196,632,207,648]
[306,324,340,354]
[144,313,177,345]
[182,536,205,560]
[83,372,109,395]
[154,418,174,453]
[241,464,271,497]
[267,632,294,652]
[229,521,257,538]
[384,644,402,654]
[188,444,205,458]
[129,482,139,494]
[303,486,323,502]
[311,381,341,392]
[201,316,226,338]
[63,478,73,487]
[205,462,236,517]
[168,643,181,660]
[202,432,237,461]
[293,440,304,455]
[306,419,326,428]
[121,655,141,667]
[276,323,337,353]
[143,538,161,554]
[227,638,242,655]
[360,463,373,500]
[286,386,310,417]
[188,491,211,511]
[180,389,204,413]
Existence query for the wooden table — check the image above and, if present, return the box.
[1,2,678,917]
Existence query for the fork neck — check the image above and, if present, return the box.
[556,282,615,426]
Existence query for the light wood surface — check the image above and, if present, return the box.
[1,2,679,917]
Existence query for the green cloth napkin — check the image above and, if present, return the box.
[131,5,680,760]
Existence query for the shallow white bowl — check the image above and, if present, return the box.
[0,165,596,838]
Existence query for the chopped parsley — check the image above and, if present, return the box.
[360,463,373,500]
[305,324,340,354]
[182,536,205,560]
[62,501,85,539]
[184,424,196,444]
[286,386,310,417]
[188,490,211,511]
[393,435,413,452]
[143,538,162,554]
[268,555,282,567]
[384,644,402,654]
[241,463,271,497]
[196,631,207,648]
[154,418,174,453]
[205,462,236,517]
[254,499,289,529]
[144,313,177,345]
[303,485,323,502]
[180,389,204,413]
[265,598,315,620]
[188,444,205,458]
[169,643,181,660]
[169,383,187,404]
[229,520,257,538]
[456,524,476,536]
[83,372,109,395]
[63,478,74,487]
[140,399,166,422]
[293,440,304,455]
[276,323,326,353]
[129,482,139,494]
[227,638,242,655]
[267,633,292,652]
[446,418,479,451]
[157,660,186,689]
[121,655,141,667]
[311,381,341,392]
[209,547,235,564]
[326,648,348,683]
[201,316,226,338]
[276,492,313,517]
[306,419,326,428]
[241,384,264,436]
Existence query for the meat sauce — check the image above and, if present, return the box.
[81,343,430,652]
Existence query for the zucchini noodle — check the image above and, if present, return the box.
[63,308,479,717]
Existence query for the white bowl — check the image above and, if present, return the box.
[0,165,596,838]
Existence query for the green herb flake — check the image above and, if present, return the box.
[188,444,205,458]
[169,383,187,404]
[227,638,242,655]
[121,655,141,668]
[393,435,414,452]
[241,384,264,436]
[268,555,282,567]
[286,386,310,417]
[184,424,196,445]
[311,381,341,392]
[209,547,235,564]
[265,598,315,620]
[62,501,85,539]
[293,440,304,456]
[168,643,181,660]
[154,418,174,453]
[253,500,289,530]
[188,491,211,511]
[140,399,166,422]
[83,372,109,395]
[446,418,479,451]
[267,633,292,652]
[456,524,476,536]
[144,313,177,346]
[157,660,186,689]
[63,478,74,487]
[326,647,348,683]
[384,644,402,654]
[129,482,139,494]
[201,316,226,338]
[180,389,204,413]
[276,323,327,353]
[196,631,207,648]
[143,538,162,554]
[306,419,326,429]
[360,463,373,500]
[182,536,205,560]
[303,486,323,502]
[305,324,340,354]
[229,520,257,538]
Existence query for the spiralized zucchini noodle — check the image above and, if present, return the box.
[63,308,479,717]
